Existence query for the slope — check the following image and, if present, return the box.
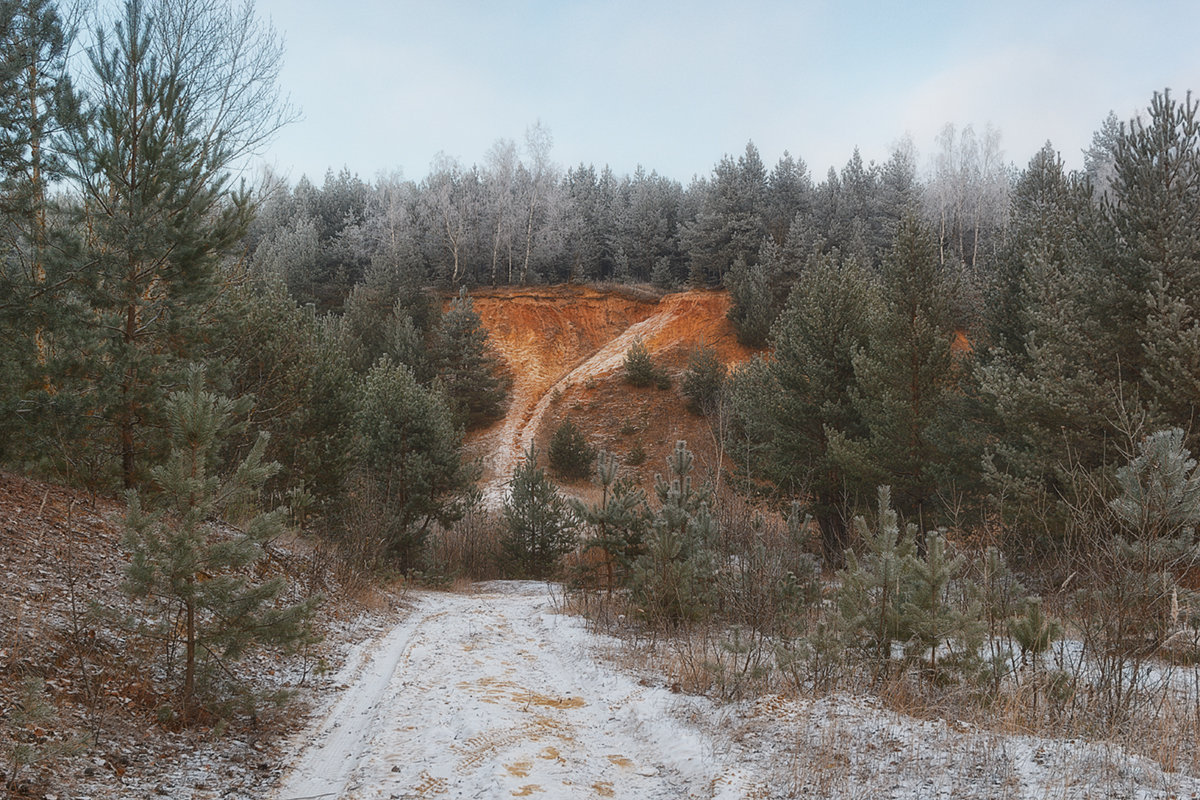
[465,286,754,504]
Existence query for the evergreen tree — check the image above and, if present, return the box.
[210,278,357,517]
[569,450,647,593]
[681,142,768,286]
[354,357,472,569]
[764,151,812,246]
[724,256,772,347]
[832,216,973,525]
[680,341,725,415]
[902,530,984,677]
[70,0,256,488]
[122,367,318,717]
[836,486,917,676]
[622,336,657,387]
[729,252,876,558]
[548,417,595,480]
[628,441,718,625]
[0,0,82,464]
[433,289,510,428]
[1108,91,1200,438]
[502,444,576,578]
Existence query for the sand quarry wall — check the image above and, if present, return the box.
[463,285,756,500]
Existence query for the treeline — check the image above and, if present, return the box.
[722,93,1200,572]
[244,121,1021,320]
[0,0,508,552]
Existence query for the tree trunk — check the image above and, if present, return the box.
[184,593,196,716]
[121,300,138,489]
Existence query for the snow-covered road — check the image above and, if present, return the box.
[273,582,760,800]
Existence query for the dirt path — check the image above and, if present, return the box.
[273,583,761,800]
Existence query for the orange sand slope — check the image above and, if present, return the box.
[465,286,754,501]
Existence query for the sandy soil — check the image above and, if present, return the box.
[466,287,753,506]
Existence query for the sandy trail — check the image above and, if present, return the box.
[273,582,760,800]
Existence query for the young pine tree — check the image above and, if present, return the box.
[629,441,718,626]
[502,444,577,579]
[433,289,510,428]
[548,418,596,480]
[836,486,917,677]
[569,450,647,593]
[623,336,657,387]
[122,368,318,718]
[681,341,726,415]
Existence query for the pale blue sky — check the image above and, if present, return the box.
[251,0,1200,184]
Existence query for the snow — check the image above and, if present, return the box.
[274,582,1200,800]
[274,581,762,799]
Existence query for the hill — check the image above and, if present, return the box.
[463,286,755,503]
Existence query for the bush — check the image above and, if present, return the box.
[681,343,725,414]
[549,418,596,480]
[502,445,577,578]
[623,337,656,387]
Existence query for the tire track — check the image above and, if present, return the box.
[275,583,765,799]
[273,609,449,800]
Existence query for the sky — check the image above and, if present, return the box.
[250,0,1200,186]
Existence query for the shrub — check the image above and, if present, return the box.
[502,445,577,578]
[623,337,656,387]
[681,343,726,414]
[548,418,596,480]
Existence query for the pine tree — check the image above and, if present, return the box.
[569,450,647,593]
[628,441,718,625]
[902,530,984,677]
[548,417,595,480]
[724,256,772,347]
[1106,91,1200,439]
[433,288,510,428]
[354,357,472,569]
[210,279,357,517]
[0,0,83,466]
[832,215,973,525]
[122,367,318,717]
[836,486,917,676]
[622,336,656,387]
[729,252,876,558]
[72,0,254,488]
[978,149,1118,552]
[680,340,725,415]
[502,444,576,578]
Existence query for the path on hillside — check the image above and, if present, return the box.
[273,582,761,800]
[477,294,716,506]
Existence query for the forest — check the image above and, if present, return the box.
[5,0,1200,795]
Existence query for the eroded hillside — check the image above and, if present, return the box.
[465,285,755,502]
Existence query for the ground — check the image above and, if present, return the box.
[274,583,1200,800]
